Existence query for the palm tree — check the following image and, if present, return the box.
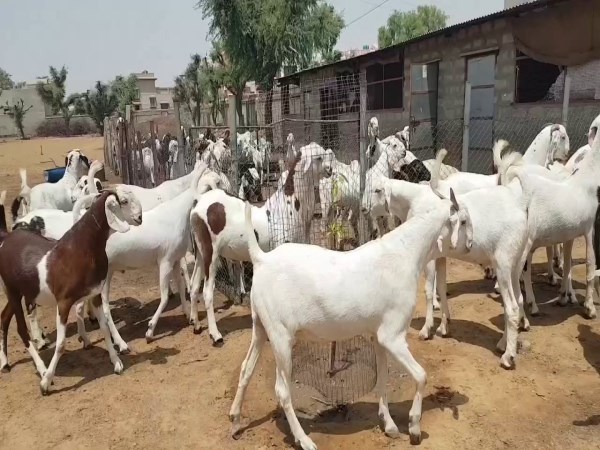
[36,66,80,134]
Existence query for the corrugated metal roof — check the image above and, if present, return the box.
[277,0,565,83]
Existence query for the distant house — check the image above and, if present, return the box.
[132,71,174,111]
[276,0,600,174]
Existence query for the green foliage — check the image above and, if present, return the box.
[83,81,118,134]
[378,5,448,48]
[5,99,33,139]
[111,74,139,115]
[196,0,344,90]
[0,67,14,90]
[35,66,80,134]
[173,54,206,126]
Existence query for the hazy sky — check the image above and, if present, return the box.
[0,0,503,93]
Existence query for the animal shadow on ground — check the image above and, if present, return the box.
[266,389,468,446]
[576,324,600,376]
[411,317,502,355]
[39,344,181,395]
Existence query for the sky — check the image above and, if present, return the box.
[0,0,504,93]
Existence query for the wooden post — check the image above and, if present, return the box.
[562,68,571,127]
[358,77,368,245]
[461,81,471,172]
[149,121,159,186]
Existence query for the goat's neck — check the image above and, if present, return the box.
[387,180,428,218]
[59,167,80,189]
[381,208,448,273]
[371,145,390,176]
[523,130,553,167]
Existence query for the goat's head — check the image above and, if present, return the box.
[588,113,600,147]
[103,188,143,232]
[360,175,390,221]
[65,149,90,177]
[367,117,380,158]
[298,144,330,181]
[395,125,410,149]
[394,160,430,183]
[322,148,336,177]
[431,187,473,252]
[383,136,408,172]
[548,124,570,163]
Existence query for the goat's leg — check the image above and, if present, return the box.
[583,229,598,318]
[203,253,224,345]
[523,252,539,315]
[270,331,316,450]
[373,341,399,437]
[101,272,129,353]
[75,301,92,349]
[181,256,191,294]
[419,260,437,340]
[172,263,190,320]
[495,265,520,370]
[189,255,204,332]
[557,239,575,306]
[554,243,564,272]
[0,302,15,372]
[546,246,559,286]
[379,331,426,445]
[435,257,450,337]
[145,262,172,343]
[10,296,47,378]
[26,304,49,350]
[40,303,71,394]
[229,316,268,438]
[90,296,124,375]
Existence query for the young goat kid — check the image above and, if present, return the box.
[229,184,469,450]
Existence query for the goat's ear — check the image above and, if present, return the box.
[449,188,459,211]
[95,180,103,191]
[105,195,130,233]
[64,156,69,167]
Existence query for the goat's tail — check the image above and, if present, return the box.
[492,140,510,172]
[11,168,31,221]
[0,190,8,236]
[245,202,264,264]
[430,148,448,189]
[498,147,524,186]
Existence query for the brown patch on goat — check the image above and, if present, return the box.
[283,152,302,196]
[207,203,226,235]
[294,198,300,211]
[46,193,113,305]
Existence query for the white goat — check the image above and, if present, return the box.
[503,117,600,319]
[15,149,90,213]
[363,147,529,369]
[229,184,469,449]
[139,147,155,186]
[71,160,104,202]
[169,139,186,180]
[188,147,331,344]
[74,165,227,352]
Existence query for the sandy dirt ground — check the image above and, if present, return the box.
[0,136,599,450]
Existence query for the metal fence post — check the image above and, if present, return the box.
[358,77,367,245]
[462,81,471,172]
[227,94,238,193]
[562,68,571,127]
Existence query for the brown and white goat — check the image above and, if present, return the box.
[0,190,142,395]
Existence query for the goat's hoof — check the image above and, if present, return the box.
[113,360,124,375]
[519,320,531,332]
[548,276,558,286]
[500,354,515,370]
[39,380,51,396]
[418,329,432,340]
[585,307,597,319]
[1,364,10,373]
[211,336,224,347]
[83,342,93,350]
[193,326,203,335]
[435,327,450,338]
[384,424,400,438]
[145,334,155,344]
[115,345,130,355]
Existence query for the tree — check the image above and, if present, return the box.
[6,99,33,139]
[173,54,206,126]
[207,41,249,126]
[378,5,448,48]
[0,68,14,90]
[196,0,344,133]
[35,66,80,134]
[83,81,118,134]
[112,74,139,115]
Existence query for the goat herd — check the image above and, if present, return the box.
[1,112,600,450]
